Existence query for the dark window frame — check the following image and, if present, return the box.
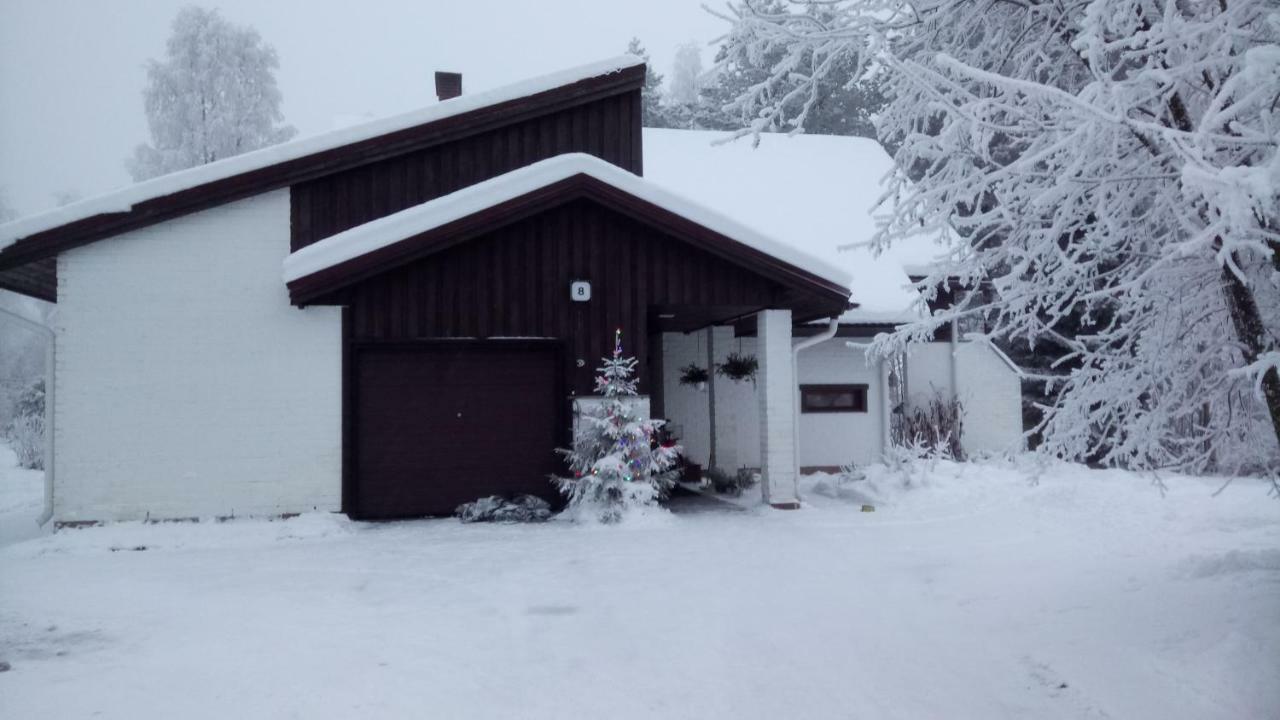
[800,384,868,414]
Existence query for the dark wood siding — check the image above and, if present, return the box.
[0,258,56,302]
[290,91,641,252]
[345,199,788,397]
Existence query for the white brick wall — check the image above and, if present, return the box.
[661,332,886,470]
[756,309,796,504]
[794,341,885,467]
[54,190,343,522]
[662,332,1025,468]
[955,342,1025,455]
[906,340,1024,456]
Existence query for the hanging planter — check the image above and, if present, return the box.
[716,353,759,383]
[679,364,710,389]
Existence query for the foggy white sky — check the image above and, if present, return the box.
[0,0,723,217]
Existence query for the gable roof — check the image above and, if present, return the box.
[0,56,646,280]
[642,128,955,324]
[284,153,853,309]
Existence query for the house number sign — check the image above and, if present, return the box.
[570,280,591,302]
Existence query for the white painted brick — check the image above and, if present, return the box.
[662,332,885,470]
[757,309,795,504]
[53,190,343,522]
[907,341,1024,456]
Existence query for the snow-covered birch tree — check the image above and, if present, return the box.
[127,6,296,181]
[669,42,706,106]
[716,0,1280,473]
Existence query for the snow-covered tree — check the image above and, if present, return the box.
[702,1,885,137]
[554,331,681,522]
[718,1,1280,474]
[627,38,673,128]
[127,6,297,181]
[669,42,705,106]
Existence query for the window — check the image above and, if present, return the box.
[800,384,868,414]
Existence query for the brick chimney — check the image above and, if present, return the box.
[435,71,462,101]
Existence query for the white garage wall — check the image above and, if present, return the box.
[54,190,343,522]
[905,340,1025,456]
[660,332,885,472]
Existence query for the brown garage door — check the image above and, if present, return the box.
[352,342,563,519]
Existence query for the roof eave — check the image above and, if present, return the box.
[0,64,646,273]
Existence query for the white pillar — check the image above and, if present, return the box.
[757,309,797,507]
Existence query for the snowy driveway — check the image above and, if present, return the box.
[1,462,1277,719]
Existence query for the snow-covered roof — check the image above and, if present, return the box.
[0,55,645,253]
[283,153,853,292]
[642,129,953,324]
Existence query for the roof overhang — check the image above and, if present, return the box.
[283,153,853,315]
[0,57,647,293]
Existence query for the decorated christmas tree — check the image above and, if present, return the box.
[554,330,680,522]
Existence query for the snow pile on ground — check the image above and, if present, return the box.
[1,459,1277,719]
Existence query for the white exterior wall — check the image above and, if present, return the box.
[904,342,955,404]
[54,190,343,522]
[756,310,797,503]
[795,341,886,468]
[905,340,1024,456]
[955,343,1025,455]
[661,332,885,471]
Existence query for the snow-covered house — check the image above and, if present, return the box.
[0,57,1021,524]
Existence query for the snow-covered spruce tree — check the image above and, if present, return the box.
[717,0,1280,474]
[554,331,680,522]
[626,38,674,129]
[127,6,297,181]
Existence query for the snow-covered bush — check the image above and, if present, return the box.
[4,379,44,470]
[882,435,961,486]
[706,467,758,496]
[553,332,681,523]
[456,495,553,524]
[7,415,43,471]
[896,393,964,460]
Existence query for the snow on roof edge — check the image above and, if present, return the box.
[0,55,646,252]
[282,153,853,292]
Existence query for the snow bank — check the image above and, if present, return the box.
[0,56,645,252]
[282,153,852,290]
[643,128,954,323]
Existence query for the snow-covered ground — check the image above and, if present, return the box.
[0,441,45,547]
[1,459,1276,719]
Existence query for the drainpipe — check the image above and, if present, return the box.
[949,318,959,402]
[791,318,839,500]
[0,305,55,526]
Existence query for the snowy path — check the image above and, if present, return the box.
[0,461,1276,719]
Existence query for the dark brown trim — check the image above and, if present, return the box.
[288,174,851,315]
[0,65,646,273]
[340,307,355,515]
[0,258,56,302]
[800,383,869,414]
